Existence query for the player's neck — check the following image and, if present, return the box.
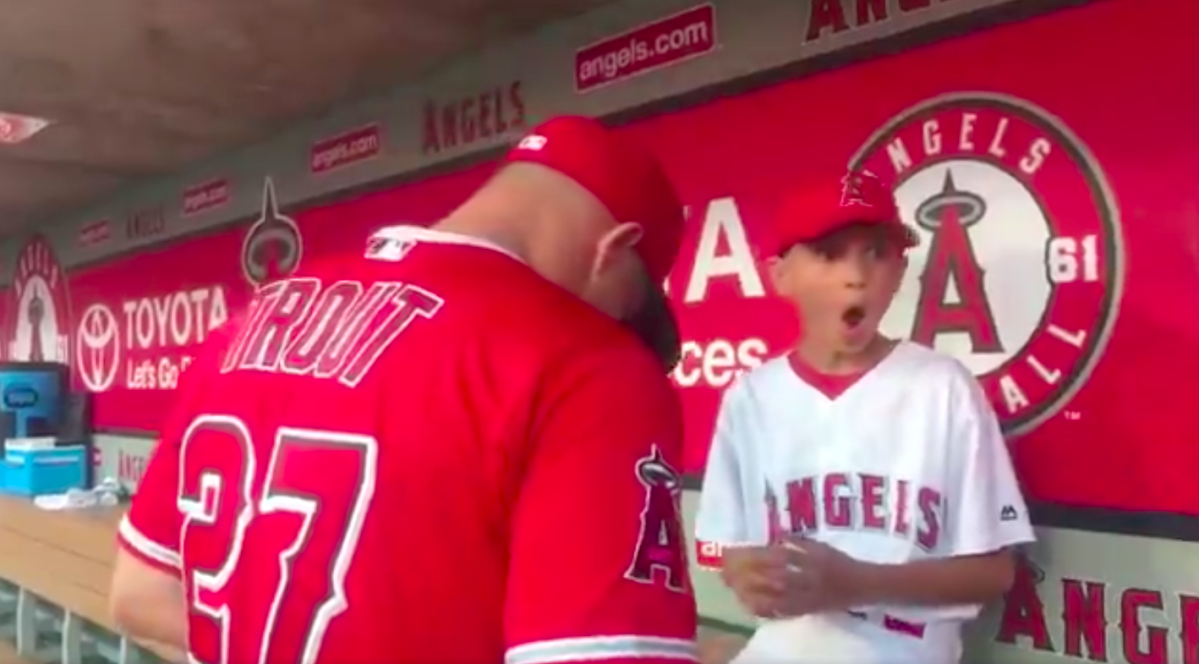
[434,204,535,262]
[435,172,587,264]
[436,175,610,296]
[793,333,896,375]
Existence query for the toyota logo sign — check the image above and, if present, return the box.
[76,303,121,392]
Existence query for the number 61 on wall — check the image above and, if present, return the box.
[1046,234,1100,283]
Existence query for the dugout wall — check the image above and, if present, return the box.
[0,1,1193,661]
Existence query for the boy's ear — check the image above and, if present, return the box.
[892,254,909,294]
[767,255,788,296]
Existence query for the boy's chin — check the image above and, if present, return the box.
[836,325,880,354]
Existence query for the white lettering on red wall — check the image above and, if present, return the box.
[117,286,229,390]
[668,197,769,390]
[310,124,382,174]
[182,179,231,217]
[421,81,526,154]
[805,0,965,42]
[575,4,717,93]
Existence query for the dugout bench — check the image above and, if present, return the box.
[0,493,750,664]
[0,496,181,664]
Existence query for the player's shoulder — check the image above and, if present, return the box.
[522,302,678,416]
[516,309,683,469]
[349,223,587,332]
[488,273,665,381]
[547,310,675,400]
[358,225,673,398]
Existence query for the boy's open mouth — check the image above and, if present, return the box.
[842,305,866,328]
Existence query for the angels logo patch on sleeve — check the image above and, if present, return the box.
[624,445,689,593]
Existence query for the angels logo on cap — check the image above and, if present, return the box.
[516,134,547,151]
[839,170,880,208]
[850,92,1126,435]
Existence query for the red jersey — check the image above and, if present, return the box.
[117,226,697,664]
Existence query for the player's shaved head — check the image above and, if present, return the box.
[438,161,622,295]
[438,116,684,369]
[488,161,618,238]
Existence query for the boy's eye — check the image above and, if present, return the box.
[865,238,899,259]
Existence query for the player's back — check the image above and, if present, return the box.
[173,227,643,663]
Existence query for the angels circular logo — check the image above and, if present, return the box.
[242,176,302,286]
[75,303,120,391]
[849,92,1125,435]
[7,235,72,364]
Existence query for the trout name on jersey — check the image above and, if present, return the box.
[766,472,944,550]
[221,277,444,386]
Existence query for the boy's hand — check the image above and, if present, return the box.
[774,537,867,617]
[719,545,789,617]
[698,631,748,664]
[721,539,870,619]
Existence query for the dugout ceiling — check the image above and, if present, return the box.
[0,0,1046,269]
[0,0,613,235]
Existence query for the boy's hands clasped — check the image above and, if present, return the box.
[720,537,866,619]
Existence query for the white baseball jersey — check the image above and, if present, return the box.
[694,341,1034,664]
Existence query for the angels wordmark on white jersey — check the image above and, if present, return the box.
[695,342,1035,664]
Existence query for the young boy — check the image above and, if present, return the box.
[694,171,1034,664]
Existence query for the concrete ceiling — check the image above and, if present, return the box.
[0,0,610,237]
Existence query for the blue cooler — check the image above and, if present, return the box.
[3,438,88,496]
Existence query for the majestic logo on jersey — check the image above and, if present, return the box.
[242,177,303,287]
[850,92,1125,435]
[364,234,415,262]
[7,235,71,363]
[625,445,688,593]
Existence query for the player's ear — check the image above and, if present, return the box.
[592,222,643,275]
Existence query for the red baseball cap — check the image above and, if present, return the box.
[772,170,919,256]
[506,116,684,370]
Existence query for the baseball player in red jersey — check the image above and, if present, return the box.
[108,116,697,664]
[694,171,1033,663]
